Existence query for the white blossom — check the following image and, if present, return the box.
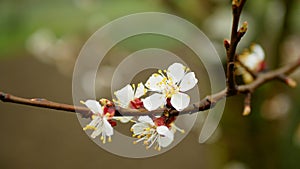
[237,44,266,83]
[81,100,114,143]
[238,44,265,72]
[114,83,147,123]
[143,63,198,111]
[114,83,147,108]
[131,116,174,151]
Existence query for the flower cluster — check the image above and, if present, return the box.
[81,63,198,150]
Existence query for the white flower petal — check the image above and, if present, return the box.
[88,116,101,127]
[84,100,103,115]
[179,72,198,92]
[138,116,154,126]
[167,63,186,84]
[134,82,146,98]
[156,126,173,138]
[131,123,150,135]
[156,126,174,147]
[103,119,114,136]
[114,84,134,107]
[145,73,165,92]
[242,53,260,71]
[118,116,133,123]
[91,127,102,139]
[171,92,190,111]
[158,136,174,147]
[251,44,265,61]
[142,93,166,111]
[90,119,103,138]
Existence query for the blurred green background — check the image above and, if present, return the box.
[1,0,300,169]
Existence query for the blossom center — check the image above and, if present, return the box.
[156,70,180,98]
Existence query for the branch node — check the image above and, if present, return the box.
[286,77,297,88]
[0,92,6,101]
[232,0,239,8]
[30,98,48,102]
[243,105,251,116]
[224,39,231,51]
[239,21,248,33]
[277,74,298,88]
[227,62,238,95]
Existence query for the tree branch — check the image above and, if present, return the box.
[1,0,299,119]
[226,0,247,96]
[1,58,299,118]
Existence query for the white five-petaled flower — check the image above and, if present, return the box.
[131,116,174,151]
[114,83,147,123]
[143,63,198,111]
[81,100,114,144]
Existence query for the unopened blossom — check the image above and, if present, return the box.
[143,63,198,111]
[81,100,114,143]
[114,83,147,123]
[239,44,265,72]
[237,44,266,83]
[131,116,174,151]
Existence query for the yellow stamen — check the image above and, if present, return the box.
[83,125,96,131]
[99,98,106,105]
